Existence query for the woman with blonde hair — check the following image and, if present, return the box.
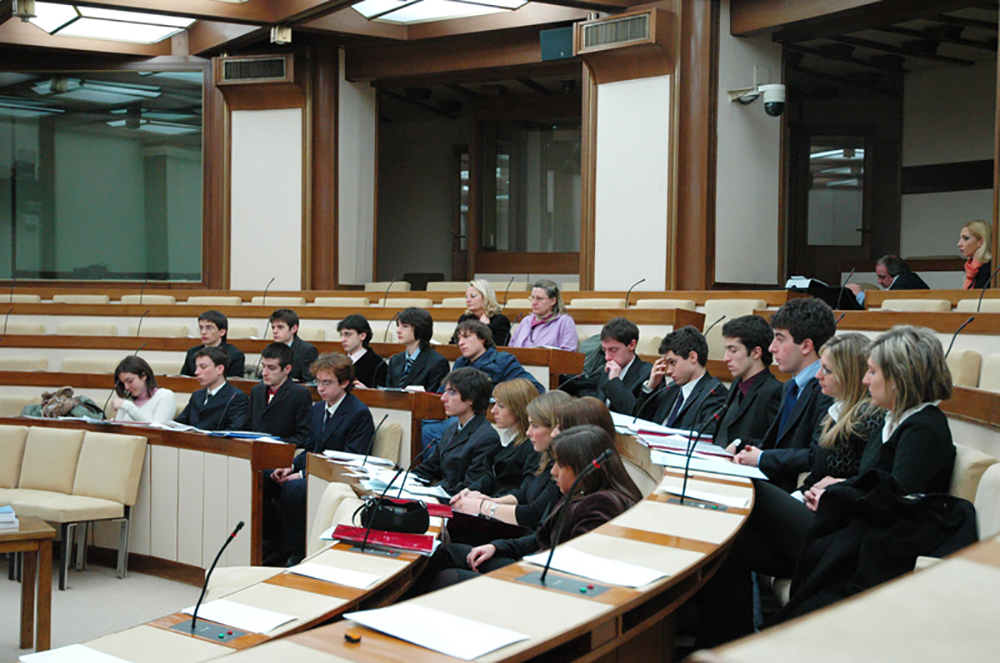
[958,219,993,289]
[451,279,511,345]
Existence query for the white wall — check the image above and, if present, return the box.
[230,108,303,291]
[714,0,782,285]
[593,75,671,291]
[339,51,377,286]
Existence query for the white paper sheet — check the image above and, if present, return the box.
[182,599,296,634]
[650,450,767,479]
[322,450,394,467]
[522,546,667,588]
[288,562,383,589]
[20,644,131,663]
[345,603,529,660]
[655,485,750,509]
[611,411,713,441]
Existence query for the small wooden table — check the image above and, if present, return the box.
[1,516,55,651]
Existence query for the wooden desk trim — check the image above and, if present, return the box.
[866,288,1000,308]
[753,309,1000,335]
[0,515,55,651]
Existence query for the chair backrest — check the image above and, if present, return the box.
[128,323,190,338]
[489,281,531,294]
[61,357,121,374]
[0,395,39,418]
[372,422,404,465]
[561,281,580,292]
[376,297,434,308]
[426,281,469,292]
[57,323,118,336]
[53,294,111,305]
[0,356,48,371]
[72,431,147,506]
[439,297,468,308]
[949,443,999,502]
[307,483,358,557]
[251,295,306,306]
[568,298,627,309]
[974,463,1000,540]
[946,349,982,388]
[955,298,1000,313]
[312,297,371,307]
[365,281,411,292]
[146,359,184,376]
[981,354,1000,392]
[634,299,697,311]
[119,294,176,305]
[702,299,768,360]
[0,425,30,489]
[18,427,87,494]
[186,296,243,306]
[0,294,41,303]
[432,329,454,345]
[636,334,664,357]
[297,326,326,341]
[506,298,532,309]
[877,298,952,312]
[1,322,46,335]
[226,325,261,339]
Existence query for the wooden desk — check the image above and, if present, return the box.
[2,515,55,651]
[865,288,1000,309]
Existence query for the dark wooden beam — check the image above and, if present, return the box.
[873,24,997,52]
[790,65,901,96]
[833,34,976,65]
[787,42,909,72]
[187,20,265,56]
[517,78,554,94]
[447,84,481,98]
[934,12,999,31]
[382,90,459,119]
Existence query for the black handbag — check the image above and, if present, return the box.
[354,497,430,534]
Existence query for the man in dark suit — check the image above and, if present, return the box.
[268,308,319,382]
[633,326,727,435]
[595,317,652,415]
[715,315,783,450]
[733,298,836,492]
[846,254,930,306]
[266,353,375,565]
[180,310,245,379]
[337,314,385,388]
[384,307,450,392]
[413,368,500,495]
[246,343,312,447]
[175,346,249,431]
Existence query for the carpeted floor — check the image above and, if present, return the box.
[1,555,199,662]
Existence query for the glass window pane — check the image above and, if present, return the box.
[807,136,865,247]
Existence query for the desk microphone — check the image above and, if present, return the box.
[624,278,645,309]
[679,401,727,506]
[976,264,1000,312]
[361,414,389,467]
[216,392,238,431]
[359,467,404,553]
[835,312,846,326]
[945,316,974,359]
[382,278,396,307]
[260,277,275,309]
[539,448,613,584]
[703,314,726,337]
[633,381,674,425]
[190,521,244,632]
[101,379,122,421]
[836,268,856,311]
[135,309,150,337]
[7,275,14,304]
[382,310,401,343]
[500,277,515,309]
[2,306,13,336]
[372,356,390,389]
[138,277,148,307]
[396,434,443,499]
[133,342,147,356]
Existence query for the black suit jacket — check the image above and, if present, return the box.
[756,375,834,492]
[292,394,375,473]
[889,272,930,290]
[385,347,450,392]
[290,336,319,382]
[633,372,728,436]
[180,343,246,378]
[713,370,783,449]
[353,349,386,388]
[175,382,249,431]
[246,378,312,447]
[413,414,500,495]
[596,357,652,416]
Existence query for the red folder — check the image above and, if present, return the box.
[333,524,436,554]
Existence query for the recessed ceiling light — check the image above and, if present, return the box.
[28,3,195,44]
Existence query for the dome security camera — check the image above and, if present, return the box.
[759,84,785,117]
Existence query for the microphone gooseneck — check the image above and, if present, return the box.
[359,468,404,553]
[623,278,646,309]
[679,400,727,505]
[976,264,1000,312]
[632,381,673,425]
[261,277,275,308]
[554,364,604,392]
[135,309,150,337]
[501,277,515,309]
[382,278,396,308]
[395,434,444,499]
[837,268,856,311]
[138,278,148,307]
[133,342,147,356]
[191,521,244,632]
[2,306,13,336]
[945,316,975,359]
[835,312,846,326]
[382,310,401,343]
[703,315,726,338]
[102,380,122,421]
[361,414,390,467]
[216,392,238,431]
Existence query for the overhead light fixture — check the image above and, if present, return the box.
[106,119,199,135]
[13,0,37,21]
[32,77,162,105]
[353,0,528,25]
[28,3,195,44]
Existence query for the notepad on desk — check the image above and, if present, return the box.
[651,450,767,480]
[181,599,296,634]
[523,546,667,588]
[288,562,383,589]
[20,643,132,663]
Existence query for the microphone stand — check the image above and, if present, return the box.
[382,310,401,343]
[500,276,515,309]
[945,316,974,358]
[554,365,604,393]
[623,278,645,309]
[190,521,244,632]
[382,278,396,308]
[976,264,1000,312]
[836,268,856,311]
[138,277,148,307]
[679,402,727,505]
[2,306,13,336]
[135,309,150,337]
[834,312,846,326]
[703,315,726,338]
[216,392,238,430]
[361,414,389,467]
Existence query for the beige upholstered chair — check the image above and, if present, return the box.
[505,298,531,309]
[376,297,434,308]
[312,297,371,307]
[127,323,190,338]
[636,334,664,357]
[186,296,243,306]
[226,325,261,339]
[0,356,47,371]
[946,350,982,388]
[297,326,326,341]
[365,281,411,292]
[489,281,530,294]
[426,281,469,292]
[0,294,41,303]
[52,294,110,305]
[251,295,306,306]
[634,299,697,311]
[439,297,468,308]
[146,359,184,376]
[1,322,46,335]
[119,294,176,305]
[702,299,768,360]
[949,444,999,503]
[61,357,121,374]
[974,464,1000,540]
[0,425,30,492]
[568,298,627,309]
[0,395,40,417]
[561,281,580,292]
[877,299,952,312]
[57,323,118,336]
[980,354,1000,392]
[955,298,1000,313]
[432,329,454,345]
[372,422,404,465]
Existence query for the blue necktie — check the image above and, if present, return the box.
[665,392,685,427]
[402,356,414,378]
[777,381,800,437]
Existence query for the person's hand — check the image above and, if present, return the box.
[810,476,843,491]
[803,477,843,511]
[845,283,863,296]
[271,467,294,483]
[725,441,740,456]
[647,357,668,390]
[450,489,486,505]
[605,359,623,381]
[734,446,762,467]
[110,396,125,411]
[467,544,497,572]
[352,380,368,389]
[451,496,485,515]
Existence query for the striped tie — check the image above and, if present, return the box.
[402,355,414,378]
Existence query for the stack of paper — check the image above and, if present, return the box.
[523,547,667,587]
[0,505,18,531]
[650,449,767,480]
[181,599,296,634]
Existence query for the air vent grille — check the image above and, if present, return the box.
[581,14,650,50]
[220,57,289,83]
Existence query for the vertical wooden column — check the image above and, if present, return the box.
[311,44,340,289]
[203,63,228,289]
[993,18,1000,274]
[580,62,598,291]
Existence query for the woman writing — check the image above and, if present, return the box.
[450,280,512,346]
[958,219,993,289]
[508,279,578,351]
[111,356,177,423]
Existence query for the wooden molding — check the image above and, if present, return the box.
[580,63,598,291]
[474,252,580,275]
[574,8,678,85]
[213,54,305,110]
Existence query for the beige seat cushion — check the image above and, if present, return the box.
[73,431,147,506]
[561,282,580,292]
[307,483,359,557]
[0,395,39,418]
[636,334,663,357]
[946,349,981,388]
[18,427,87,494]
[0,425,30,489]
[0,294,41,303]
[61,357,120,374]
[426,282,469,292]
[432,329,453,345]
[950,444,999,502]
[955,299,1000,313]
[9,489,124,522]
[877,299,952,312]
[981,354,1000,392]
[439,298,468,308]
[297,326,326,341]
[119,294,176,305]
[1,322,46,334]
[634,299,697,311]
[226,325,261,339]
[251,296,306,306]
[703,299,768,360]
[372,423,403,465]
[0,356,48,371]
[568,298,627,309]
[0,488,15,506]
[128,323,190,338]
[53,294,111,305]
[489,281,530,294]
[57,323,118,336]
[146,359,184,376]
[505,298,531,309]
[376,297,434,308]
[365,281,411,292]
[312,297,371,307]
[186,296,243,306]
[974,463,1000,540]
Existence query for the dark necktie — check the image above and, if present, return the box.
[402,355,415,378]
[665,392,685,427]
[777,381,800,437]
[322,409,332,432]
